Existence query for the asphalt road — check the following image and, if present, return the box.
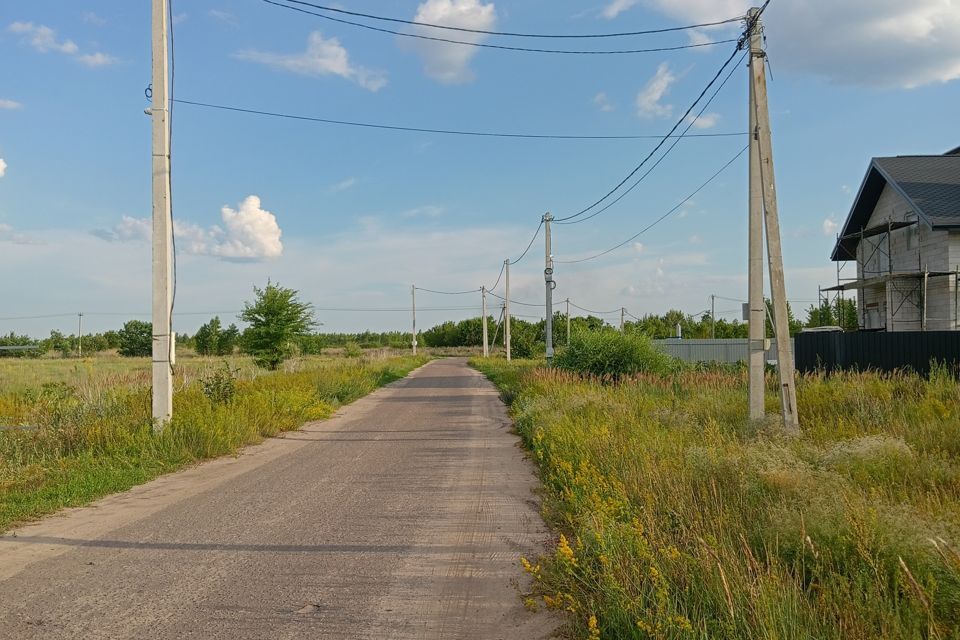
[0,358,559,639]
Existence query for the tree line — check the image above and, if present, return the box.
[1,289,859,361]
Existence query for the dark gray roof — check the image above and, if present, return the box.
[831,153,960,261]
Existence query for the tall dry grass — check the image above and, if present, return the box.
[0,354,427,531]
[474,359,960,639]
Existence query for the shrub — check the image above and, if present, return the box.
[240,281,316,370]
[554,329,679,378]
[118,320,152,357]
[343,342,362,358]
[200,362,238,405]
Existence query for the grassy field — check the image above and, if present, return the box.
[473,358,960,639]
[0,353,428,532]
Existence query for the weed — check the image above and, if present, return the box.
[473,358,960,639]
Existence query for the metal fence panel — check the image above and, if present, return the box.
[794,331,960,375]
[653,339,793,365]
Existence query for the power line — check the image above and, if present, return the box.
[278,0,744,39]
[509,220,544,266]
[555,144,748,265]
[173,99,747,141]
[487,292,544,308]
[414,287,480,296]
[262,0,738,55]
[556,50,747,226]
[568,302,621,315]
[554,41,743,223]
[485,262,506,293]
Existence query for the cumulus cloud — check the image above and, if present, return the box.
[402,0,497,84]
[77,52,118,67]
[0,99,22,110]
[0,223,37,245]
[92,196,283,261]
[685,112,719,129]
[602,0,642,19]
[208,9,238,26]
[82,12,107,27]
[237,31,387,91]
[636,63,676,118]
[593,92,615,112]
[0,158,6,177]
[91,215,151,243]
[822,217,839,237]
[328,177,358,193]
[8,21,116,67]
[636,0,960,88]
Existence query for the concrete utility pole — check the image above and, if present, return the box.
[620,307,625,332]
[749,7,799,433]
[711,295,716,339]
[504,259,512,362]
[566,298,571,346]
[411,285,417,355]
[543,213,555,366]
[747,7,766,423]
[481,286,489,357]
[77,312,83,358]
[151,0,173,428]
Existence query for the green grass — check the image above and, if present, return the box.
[472,358,960,639]
[0,353,428,532]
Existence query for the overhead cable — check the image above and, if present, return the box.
[173,100,747,141]
[556,50,747,226]
[554,42,743,222]
[278,0,744,39]
[556,144,748,265]
[262,0,737,55]
[414,287,480,296]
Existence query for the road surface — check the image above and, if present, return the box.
[0,358,559,639]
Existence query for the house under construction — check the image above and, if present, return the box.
[827,147,960,331]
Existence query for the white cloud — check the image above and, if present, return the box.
[77,52,118,67]
[82,12,107,27]
[173,13,189,25]
[633,242,645,254]
[402,0,497,84]
[208,9,238,26]
[689,234,703,245]
[0,223,37,245]
[91,215,150,243]
[0,99,22,110]
[822,217,839,237]
[215,196,283,260]
[636,63,676,118]
[593,92,615,112]
[328,177,358,193]
[401,205,445,218]
[638,0,960,88]
[237,31,387,92]
[93,196,283,261]
[685,112,719,129]
[601,0,642,19]
[0,158,6,177]
[8,21,117,67]
[9,21,78,54]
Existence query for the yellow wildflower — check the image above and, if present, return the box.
[587,614,600,640]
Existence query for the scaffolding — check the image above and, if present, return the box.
[825,220,958,331]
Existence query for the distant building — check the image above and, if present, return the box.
[827,147,960,331]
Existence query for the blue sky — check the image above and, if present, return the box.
[1,0,958,336]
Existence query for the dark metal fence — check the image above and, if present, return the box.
[794,331,960,375]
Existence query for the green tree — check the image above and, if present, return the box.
[217,323,240,356]
[240,282,316,370]
[118,320,152,357]
[194,316,223,356]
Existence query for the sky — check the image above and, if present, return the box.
[1,0,958,337]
